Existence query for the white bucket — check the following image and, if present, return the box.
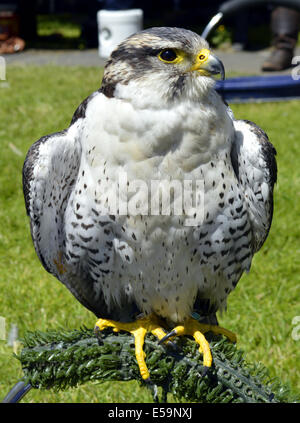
[97,9,143,59]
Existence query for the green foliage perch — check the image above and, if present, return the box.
[16,327,297,403]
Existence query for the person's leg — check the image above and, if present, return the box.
[262,7,300,71]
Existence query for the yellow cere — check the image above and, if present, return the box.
[188,48,211,74]
[197,48,210,64]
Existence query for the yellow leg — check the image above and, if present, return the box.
[159,317,237,368]
[95,314,237,379]
[95,314,167,380]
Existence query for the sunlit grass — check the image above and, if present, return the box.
[0,65,299,402]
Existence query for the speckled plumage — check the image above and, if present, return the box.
[23,27,277,326]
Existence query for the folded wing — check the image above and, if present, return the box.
[231,119,277,253]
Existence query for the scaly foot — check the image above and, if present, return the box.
[94,314,168,381]
[95,314,236,379]
[159,317,237,367]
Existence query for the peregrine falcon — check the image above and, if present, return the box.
[23,27,277,381]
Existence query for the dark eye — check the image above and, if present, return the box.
[199,54,206,60]
[159,49,178,62]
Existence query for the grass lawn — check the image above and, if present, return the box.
[0,65,299,403]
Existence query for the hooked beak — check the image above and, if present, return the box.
[190,50,225,80]
[202,53,225,80]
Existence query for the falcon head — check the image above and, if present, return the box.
[101,27,225,106]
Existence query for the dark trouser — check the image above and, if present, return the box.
[271,7,300,51]
[262,7,300,70]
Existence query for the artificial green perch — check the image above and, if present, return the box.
[15,327,296,403]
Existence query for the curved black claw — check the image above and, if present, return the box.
[94,326,104,346]
[144,377,159,403]
[160,330,179,351]
[165,339,179,352]
[201,366,210,378]
[158,329,177,345]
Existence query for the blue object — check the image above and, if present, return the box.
[2,380,32,403]
[215,75,300,103]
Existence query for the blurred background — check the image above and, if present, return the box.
[0,0,281,52]
[1,0,299,73]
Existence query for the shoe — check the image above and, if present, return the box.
[0,36,25,54]
[261,48,293,71]
[262,7,299,71]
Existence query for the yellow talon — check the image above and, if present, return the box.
[159,317,237,368]
[94,314,167,380]
[94,314,237,380]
